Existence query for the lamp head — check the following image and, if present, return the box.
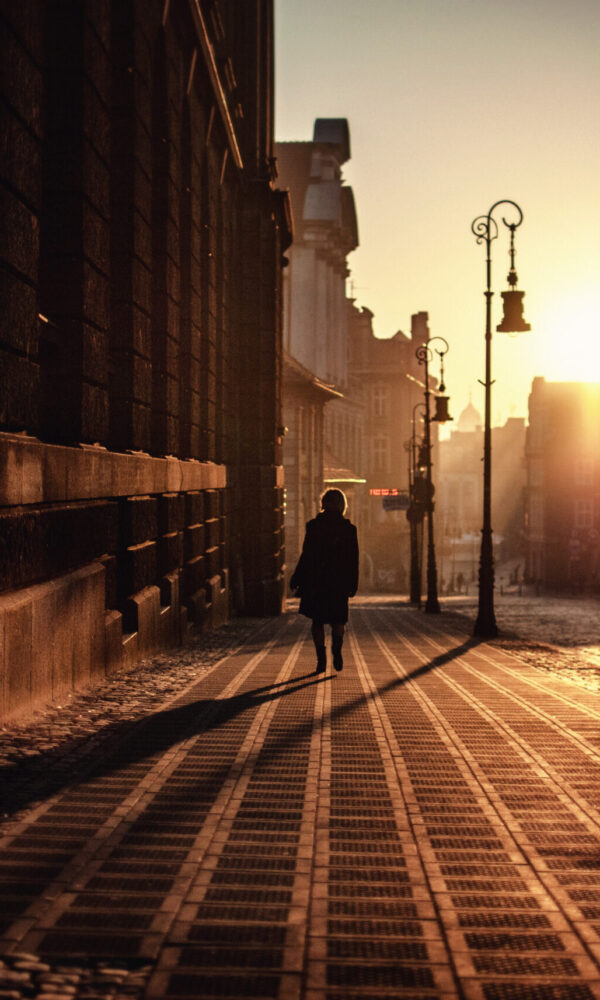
[432,395,453,423]
[497,288,531,333]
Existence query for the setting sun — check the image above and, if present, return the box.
[534,287,600,384]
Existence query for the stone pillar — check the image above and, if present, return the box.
[109,0,152,452]
[236,182,286,615]
[0,2,43,433]
[150,28,180,458]
[37,0,111,445]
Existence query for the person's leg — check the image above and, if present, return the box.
[311,622,326,672]
[331,623,344,671]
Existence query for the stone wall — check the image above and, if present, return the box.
[0,0,291,720]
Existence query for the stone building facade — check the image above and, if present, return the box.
[525,377,600,591]
[0,0,291,719]
[281,353,341,564]
[276,117,438,592]
[438,405,526,590]
[348,308,432,591]
[276,119,361,572]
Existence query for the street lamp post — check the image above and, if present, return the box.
[406,402,427,605]
[416,337,452,614]
[471,200,530,638]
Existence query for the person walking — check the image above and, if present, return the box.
[290,489,359,673]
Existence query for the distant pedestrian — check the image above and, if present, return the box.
[290,489,359,674]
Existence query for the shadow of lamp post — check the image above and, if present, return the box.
[415,337,453,614]
[471,200,530,638]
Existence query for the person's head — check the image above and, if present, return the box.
[321,488,347,514]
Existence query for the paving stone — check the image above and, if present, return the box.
[3,601,600,997]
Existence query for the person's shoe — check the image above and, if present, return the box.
[316,646,327,673]
[332,641,343,672]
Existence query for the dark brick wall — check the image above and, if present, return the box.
[0,501,118,593]
[109,0,151,452]
[0,0,290,624]
[37,0,111,445]
[0,2,43,430]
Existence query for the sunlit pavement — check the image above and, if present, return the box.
[4,602,600,998]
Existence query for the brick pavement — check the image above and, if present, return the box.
[3,603,600,998]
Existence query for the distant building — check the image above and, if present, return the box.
[276,120,362,571]
[439,399,482,540]
[525,377,600,590]
[282,353,342,566]
[457,398,483,434]
[348,308,432,592]
[277,120,439,593]
[439,407,526,590]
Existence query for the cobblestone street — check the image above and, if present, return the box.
[3,598,600,998]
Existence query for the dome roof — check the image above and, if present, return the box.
[458,399,482,432]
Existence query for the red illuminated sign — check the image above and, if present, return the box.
[369,488,400,496]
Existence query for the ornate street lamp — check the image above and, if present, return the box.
[416,337,453,613]
[471,200,530,638]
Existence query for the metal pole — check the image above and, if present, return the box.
[404,438,421,605]
[474,232,497,636]
[410,518,420,604]
[471,199,524,638]
[422,349,440,613]
[408,425,421,605]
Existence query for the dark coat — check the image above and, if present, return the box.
[290,510,359,624]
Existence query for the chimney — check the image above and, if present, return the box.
[410,311,430,341]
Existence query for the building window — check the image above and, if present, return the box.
[300,407,310,453]
[373,436,389,472]
[575,498,594,529]
[373,384,389,418]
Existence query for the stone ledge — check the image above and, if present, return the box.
[0,433,227,506]
[238,463,285,488]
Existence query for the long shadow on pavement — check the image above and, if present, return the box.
[1,637,480,818]
[0,633,492,943]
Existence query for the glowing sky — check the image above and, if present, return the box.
[275,0,600,426]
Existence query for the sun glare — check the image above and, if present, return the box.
[535,288,600,384]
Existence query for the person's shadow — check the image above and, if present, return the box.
[0,672,331,818]
[1,638,479,819]
[0,637,484,943]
